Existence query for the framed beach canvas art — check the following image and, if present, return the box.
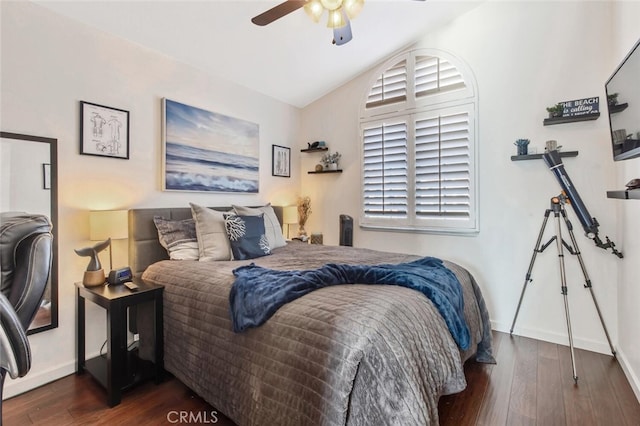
[162,98,260,193]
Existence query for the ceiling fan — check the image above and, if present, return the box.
[251,0,365,46]
[252,0,426,45]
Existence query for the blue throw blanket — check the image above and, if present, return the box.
[230,257,470,350]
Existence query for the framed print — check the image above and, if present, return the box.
[162,98,259,193]
[272,145,290,177]
[42,163,51,190]
[80,101,129,159]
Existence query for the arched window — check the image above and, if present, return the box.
[360,49,478,234]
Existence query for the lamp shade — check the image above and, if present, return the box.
[283,206,298,225]
[321,0,343,10]
[344,0,364,18]
[304,0,324,22]
[89,210,128,241]
[327,8,346,28]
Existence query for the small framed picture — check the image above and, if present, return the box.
[42,163,51,190]
[272,145,290,177]
[80,101,130,159]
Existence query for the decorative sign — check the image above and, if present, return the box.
[561,96,599,118]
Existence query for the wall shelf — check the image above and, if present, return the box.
[606,189,640,200]
[609,103,628,114]
[511,151,579,161]
[308,170,342,174]
[301,147,328,153]
[543,113,599,126]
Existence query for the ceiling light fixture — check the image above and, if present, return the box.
[304,0,365,29]
[251,0,371,45]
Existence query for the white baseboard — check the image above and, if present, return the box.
[2,361,76,399]
[2,349,102,400]
[491,320,613,355]
[616,347,640,403]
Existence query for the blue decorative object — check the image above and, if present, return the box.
[224,214,271,260]
[514,138,530,155]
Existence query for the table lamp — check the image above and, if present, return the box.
[89,209,128,271]
[282,205,298,240]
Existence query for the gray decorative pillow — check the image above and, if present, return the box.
[190,203,232,261]
[232,203,286,250]
[224,214,271,260]
[153,216,199,260]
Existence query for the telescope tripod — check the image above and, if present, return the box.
[510,195,616,384]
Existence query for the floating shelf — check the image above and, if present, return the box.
[609,103,628,114]
[308,169,343,174]
[606,189,640,200]
[301,147,328,153]
[511,151,579,161]
[543,113,600,126]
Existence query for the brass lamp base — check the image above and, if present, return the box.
[83,269,105,287]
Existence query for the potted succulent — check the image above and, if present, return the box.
[514,138,530,156]
[321,151,342,171]
[546,103,564,118]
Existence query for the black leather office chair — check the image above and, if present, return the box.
[0,213,53,421]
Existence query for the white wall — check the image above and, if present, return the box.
[301,0,639,392]
[1,1,301,398]
[611,1,640,402]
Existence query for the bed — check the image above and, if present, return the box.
[129,206,494,426]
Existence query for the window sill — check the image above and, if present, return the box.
[360,223,479,236]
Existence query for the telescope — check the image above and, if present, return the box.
[542,150,623,258]
[512,149,621,383]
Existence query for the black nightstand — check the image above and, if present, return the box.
[76,278,164,407]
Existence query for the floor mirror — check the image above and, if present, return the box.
[0,131,59,334]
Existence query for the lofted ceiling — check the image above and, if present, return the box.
[35,0,481,108]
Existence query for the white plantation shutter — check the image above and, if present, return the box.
[415,55,465,98]
[366,60,407,108]
[361,49,477,233]
[363,122,408,217]
[415,110,471,218]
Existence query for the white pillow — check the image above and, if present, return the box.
[232,204,287,250]
[189,203,232,261]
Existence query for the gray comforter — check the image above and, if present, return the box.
[141,243,493,426]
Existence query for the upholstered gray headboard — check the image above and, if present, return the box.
[128,206,283,277]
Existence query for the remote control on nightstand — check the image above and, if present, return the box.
[124,281,139,292]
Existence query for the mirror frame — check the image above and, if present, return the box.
[1,131,59,334]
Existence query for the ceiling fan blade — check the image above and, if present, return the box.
[251,1,306,26]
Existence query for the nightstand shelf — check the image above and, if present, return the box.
[76,279,164,407]
[83,347,157,392]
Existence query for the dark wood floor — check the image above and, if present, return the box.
[3,331,639,425]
